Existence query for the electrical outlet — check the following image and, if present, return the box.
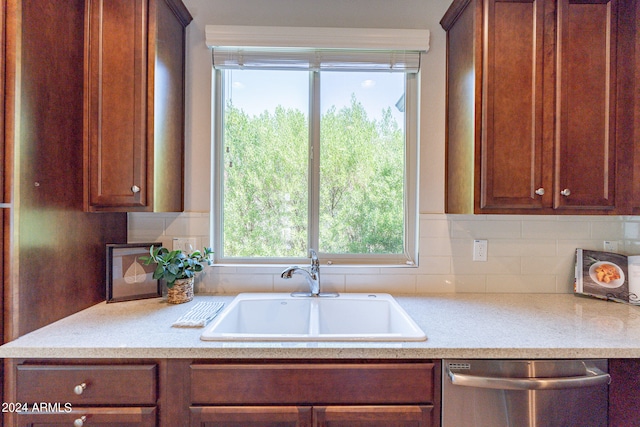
[473,239,488,262]
[173,237,197,253]
[603,241,618,252]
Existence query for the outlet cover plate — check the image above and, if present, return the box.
[473,239,488,262]
[173,237,197,252]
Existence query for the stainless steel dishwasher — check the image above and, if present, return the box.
[442,359,610,427]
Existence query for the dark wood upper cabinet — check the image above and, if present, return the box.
[441,0,635,215]
[84,0,192,212]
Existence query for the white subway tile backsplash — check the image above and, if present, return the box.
[556,271,576,293]
[623,221,640,239]
[448,238,473,257]
[322,266,382,275]
[346,274,416,293]
[235,265,287,275]
[272,274,311,293]
[450,217,522,239]
[417,274,486,293]
[416,274,457,293]
[489,238,557,257]
[485,274,557,293]
[520,256,568,276]
[451,256,521,276]
[319,275,346,294]
[556,239,599,254]
[128,212,640,295]
[128,212,210,245]
[625,240,640,254]
[419,218,451,238]
[165,214,210,237]
[415,256,451,275]
[522,219,590,239]
[207,274,274,294]
[419,237,453,257]
[591,220,625,239]
[127,214,166,242]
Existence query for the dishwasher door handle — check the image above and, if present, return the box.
[446,365,611,391]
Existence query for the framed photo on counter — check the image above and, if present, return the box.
[106,242,162,303]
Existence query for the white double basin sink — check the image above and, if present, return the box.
[200,293,426,342]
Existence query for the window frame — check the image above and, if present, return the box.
[211,64,420,267]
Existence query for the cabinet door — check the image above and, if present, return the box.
[609,359,640,426]
[85,0,148,210]
[313,406,433,427]
[554,0,617,210]
[150,0,188,212]
[16,407,156,427]
[480,0,547,210]
[189,406,312,427]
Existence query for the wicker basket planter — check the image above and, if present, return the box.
[140,246,213,304]
[167,277,195,304]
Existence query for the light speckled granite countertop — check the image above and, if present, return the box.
[1,293,640,359]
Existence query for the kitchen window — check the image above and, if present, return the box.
[208,26,428,265]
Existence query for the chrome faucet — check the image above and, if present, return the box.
[281,249,337,297]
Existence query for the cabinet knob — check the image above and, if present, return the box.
[560,188,571,197]
[535,188,545,196]
[131,185,141,193]
[73,416,87,427]
[73,383,86,395]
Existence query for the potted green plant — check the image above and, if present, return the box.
[140,245,213,304]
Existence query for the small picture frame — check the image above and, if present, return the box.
[106,243,162,303]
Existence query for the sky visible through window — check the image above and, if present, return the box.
[226,70,405,124]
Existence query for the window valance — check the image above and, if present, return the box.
[205,25,430,73]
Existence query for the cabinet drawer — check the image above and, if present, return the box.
[189,406,311,427]
[16,407,156,427]
[16,364,157,405]
[314,405,434,427]
[190,363,434,405]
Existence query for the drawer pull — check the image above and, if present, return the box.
[73,416,87,427]
[73,383,87,395]
[560,188,571,197]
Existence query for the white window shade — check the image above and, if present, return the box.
[212,48,421,72]
[206,25,430,73]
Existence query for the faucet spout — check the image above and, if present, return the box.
[280,249,321,296]
[280,266,319,296]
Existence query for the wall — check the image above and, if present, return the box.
[128,0,640,295]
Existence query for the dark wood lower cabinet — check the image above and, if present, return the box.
[189,405,433,427]
[15,364,157,405]
[608,359,640,427]
[189,362,436,405]
[8,357,640,426]
[314,405,433,427]
[5,359,440,427]
[188,361,439,427]
[5,361,158,427]
[16,407,157,427]
[190,406,312,427]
